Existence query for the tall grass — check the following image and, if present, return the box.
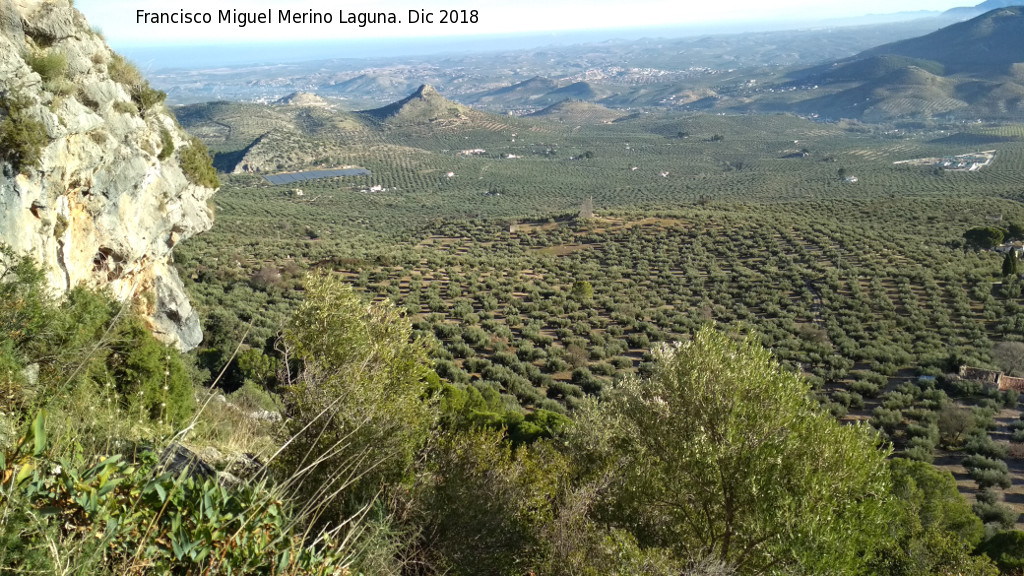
[0,256,398,575]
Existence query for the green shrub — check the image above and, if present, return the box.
[570,280,594,302]
[0,96,48,170]
[157,127,174,160]
[904,445,934,463]
[970,467,1012,490]
[135,86,166,110]
[26,51,67,84]
[26,50,75,98]
[973,502,1018,528]
[419,429,558,575]
[963,454,1008,473]
[850,380,881,398]
[1,419,355,576]
[106,53,166,112]
[108,319,196,426]
[870,407,902,433]
[107,53,143,90]
[113,100,137,115]
[179,136,219,189]
[0,248,196,429]
[277,272,435,523]
[0,244,53,352]
[230,379,281,413]
[1003,389,1020,408]
[0,340,26,411]
[965,434,1008,459]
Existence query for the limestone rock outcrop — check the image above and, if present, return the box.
[0,0,217,350]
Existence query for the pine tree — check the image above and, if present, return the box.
[1003,252,1019,277]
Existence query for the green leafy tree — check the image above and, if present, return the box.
[431,381,570,444]
[888,458,985,544]
[0,244,54,353]
[235,347,278,389]
[277,272,436,522]
[417,429,559,575]
[938,404,976,448]
[570,280,594,303]
[569,327,896,574]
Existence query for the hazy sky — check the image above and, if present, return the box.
[77,0,969,46]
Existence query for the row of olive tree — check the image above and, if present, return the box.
[271,273,998,575]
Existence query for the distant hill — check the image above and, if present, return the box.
[359,84,476,125]
[944,0,1023,19]
[275,92,331,107]
[177,84,521,173]
[176,98,380,173]
[464,78,619,112]
[320,73,423,104]
[545,81,601,102]
[861,6,1024,74]
[465,77,559,108]
[775,7,1024,121]
[527,99,626,123]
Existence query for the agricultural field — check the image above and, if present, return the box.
[175,107,1024,525]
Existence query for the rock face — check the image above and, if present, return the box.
[0,0,216,350]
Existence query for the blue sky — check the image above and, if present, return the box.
[78,0,969,46]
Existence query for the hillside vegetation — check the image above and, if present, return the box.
[0,255,1000,573]
[159,81,1024,572]
[9,4,1024,573]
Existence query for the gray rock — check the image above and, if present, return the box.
[0,0,217,351]
[0,0,23,52]
[195,445,226,467]
[21,1,87,43]
[251,409,283,422]
[152,265,204,351]
[56,97,102,134]
[159,443,217,481]
[226,452,267,481]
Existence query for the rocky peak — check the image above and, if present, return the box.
[360,83,469,124]
[412,84,438,99]
[0,0,218,350]
[275,91,330,108]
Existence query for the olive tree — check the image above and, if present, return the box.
[569,326,896,574]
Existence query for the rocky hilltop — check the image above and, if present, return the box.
[0,0,217,350]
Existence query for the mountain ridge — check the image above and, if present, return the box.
[770,7,1024,121]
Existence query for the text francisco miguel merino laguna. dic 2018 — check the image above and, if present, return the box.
[135,8,480,27]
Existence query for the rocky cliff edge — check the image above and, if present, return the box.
[0,0,217,350]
